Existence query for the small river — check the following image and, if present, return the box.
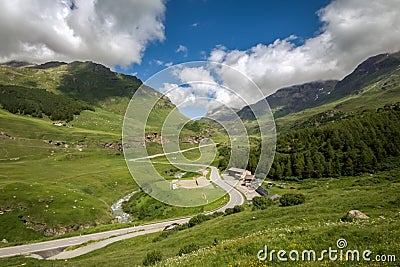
[110,191,138,223]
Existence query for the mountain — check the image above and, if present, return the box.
[331,51,400,100]
[238,51,400,123]
[204,105,240,121]
[0,60,142,103]
[238,80,338,120]
[0,60,174,118]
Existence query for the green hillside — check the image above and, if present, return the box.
[2,168,398,266]
[0,62,220,244]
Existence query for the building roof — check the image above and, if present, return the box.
[244,174,255,181]
[255,186,268,196]
[228,167,246,173]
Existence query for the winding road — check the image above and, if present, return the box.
[0,156,244,260]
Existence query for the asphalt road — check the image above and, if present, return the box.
[0,164,244,259]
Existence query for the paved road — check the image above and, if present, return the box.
[0,217,191,259]
[0,163,243,260]
[207,166,244,212]
[128,143,215,162]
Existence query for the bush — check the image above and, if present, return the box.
[188,214,208,227]
[252,196,274,210]
[177,243,199,256]
[187,212,224,227]
[142,250,162,266]
[279,193,305,206]
[225,205,245,215]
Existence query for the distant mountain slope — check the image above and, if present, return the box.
[0,61,142,102]
[55,61,142,103]
[330,51,400,100]
[238,51,400,123]
[239,80,338,120]
[0,61,174,117]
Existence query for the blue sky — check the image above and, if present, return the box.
[1,0,399,112]
[117,0,331,81]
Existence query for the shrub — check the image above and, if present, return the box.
[279,193,305,206]
[142,250,162,266]
[225,205,245,215]
[177,243,199,256]
[187,212,224,227]
[252,196,274,210]
[233,205,245,213]
[188,214,208,227]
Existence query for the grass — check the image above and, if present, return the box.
[0,101,225,246]
[1,167,399,266]
[1,60,399,266]
[0,107,139,244]
[121,191,229,223]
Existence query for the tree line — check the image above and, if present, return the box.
[267,108,400,180]
[0,85,94,122]
[216,106,400,180]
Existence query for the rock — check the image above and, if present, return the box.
[346,210,369,220]
[1,239,8,243]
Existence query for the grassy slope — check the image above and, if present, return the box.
[2,168,399,266]
[0,63,226,245]
[0,105,224,245]
[0,108,136,244]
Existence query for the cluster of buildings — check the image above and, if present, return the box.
[227,167,279,202]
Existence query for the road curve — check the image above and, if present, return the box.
[0,164,243,260]
[207,166,244,212]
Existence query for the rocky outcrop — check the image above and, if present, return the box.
[346,210,369,219]
[21,217,91,236]
[103,142,123,151]
[341,210,369,222]
[145,132,165,144]
[0,131,15,140]
[43,140,66,146]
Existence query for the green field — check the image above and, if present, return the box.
[0,108,137,244]
[1,167,399,266]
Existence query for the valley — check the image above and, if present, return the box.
[0,52,400,266]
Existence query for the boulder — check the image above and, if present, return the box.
[346,210,369,220]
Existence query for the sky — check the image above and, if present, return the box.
[1,0,400,117]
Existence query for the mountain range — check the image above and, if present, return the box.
[237,51,400,122]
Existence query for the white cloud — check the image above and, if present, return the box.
[0,0,166,67]
[175,66,215,84]
[191,22,200,27]
[176,44,188,57]
[208,0,400,103]
[165,61,173,67]
[158,65,249,111]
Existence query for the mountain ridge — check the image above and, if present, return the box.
[237,51,400,122]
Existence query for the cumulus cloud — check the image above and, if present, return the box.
[0,0,166,67]
[158,65,250,112]
[208,0,400,103]
[176,44,188,57]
